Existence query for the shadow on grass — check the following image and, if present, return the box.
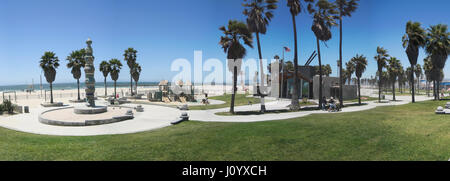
[216,109,292,116]
[215,103,369,116]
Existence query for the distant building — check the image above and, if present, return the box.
[273,65,357,100]
[441,81,450,90]
[312,76,357,100]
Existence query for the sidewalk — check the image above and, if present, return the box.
[188,95,433,122]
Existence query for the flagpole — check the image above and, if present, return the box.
[281,48,284,99]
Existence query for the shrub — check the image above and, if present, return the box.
[2,100,14,114]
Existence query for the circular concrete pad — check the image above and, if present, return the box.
[74,105,107,114]
[39,107,133,126]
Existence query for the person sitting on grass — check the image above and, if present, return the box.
[328,97,336,112]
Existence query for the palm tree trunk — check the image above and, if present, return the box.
[437,79,440,100]
[130,76,133,96]
[433,80,436,100]
[104,76,107,97]
[50,82,54,104]
[411,65,415,103]
[392,80,396,101]
[77,79,80,100]
[135,80,138,96]
[114,80,117,100]
[230,66,237,114]
[358,76,361,105]
[316,37,323,109]
[339,12,344,108]
[291,13,300,110]
[378,70,382,102]
[417,78,420,94]
[255,32,265,113]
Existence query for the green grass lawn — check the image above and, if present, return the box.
[345,96,378,103]
[0,100,449,160]
[188,94,260,110]
[215,101,317,116]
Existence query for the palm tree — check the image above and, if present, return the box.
[402,21,426,103]
[243,0,278,113]
[219,20,254,114]
[39,51,60,104]
[350,54,367,105]
[414,64,422,94]
[335,0,359,108]
[123,48,137,96]
[405,66,413,93]
[131,62,142,95]
[109,58,123,99]
[425,24,449,100]
[308,0,337,109]
[374,47,389,102]
[423,56,433,97]
[314,64,332,76]
[398,67,406,93]
[99,60,111,97]
[387,57,402,101]
[66,49,86,101]
[287,0,315,110]
[345,60,355,85]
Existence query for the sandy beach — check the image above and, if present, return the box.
[0,84,254,108]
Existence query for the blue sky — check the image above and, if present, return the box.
[0,0,448,85]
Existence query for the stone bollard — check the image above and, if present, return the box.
[180,112,189,121]
[136,105,144,112]
[436,106,445,114]
[126,109,133,116]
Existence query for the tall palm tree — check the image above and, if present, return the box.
[350,54,367,105]
[66,49,86,101]
[425,24,449,100]
[387,57,402,101]
[414,64,422,94]
[405,66,413,93]
[335,0,358,107]
[423,56,433,97]
[131,62,142,95]
[219,20,254,114]
[243,0,278,113]
[374,47,389,102]
[109,59,122,99]
[402,21,426,103]
[99,60,111,97]
[39,51,60,104]
[123,48,137,96]
[287,0,315,110]
[345,60,355,85]
[308,0,337,109]
[397,67,406,93]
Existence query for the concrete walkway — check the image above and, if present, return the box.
[0,94,433,136]
[188,95,433,122]
[0,103,181,136]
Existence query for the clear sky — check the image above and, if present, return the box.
[0,0,448,85]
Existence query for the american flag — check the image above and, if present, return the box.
[283,46,291,52]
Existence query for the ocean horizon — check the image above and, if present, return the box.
[0,81,160,92]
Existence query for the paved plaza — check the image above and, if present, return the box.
[0,94,434,136]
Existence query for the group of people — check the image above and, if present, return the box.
[321,96,340,112]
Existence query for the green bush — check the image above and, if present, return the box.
[2,100,14,114]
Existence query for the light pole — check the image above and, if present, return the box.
[40,70,43,97]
